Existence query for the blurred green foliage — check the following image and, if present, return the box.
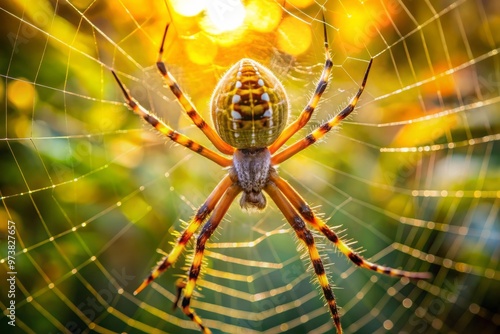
[0,1,499,333]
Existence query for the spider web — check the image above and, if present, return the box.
[1,0,499,333]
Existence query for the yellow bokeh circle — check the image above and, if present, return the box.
[246,0,282,33]
[185,32,218,65]
[170,0,206,17]
[7,79,36,111]
[276,16,312,56]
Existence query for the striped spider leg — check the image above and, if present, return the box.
[266,173,431,333]
[111,71,231,167]
[154,24,235,156]
[112,14,431,334]
[272,58,372,165]
[264,57,431,333]
[271,173,432,280]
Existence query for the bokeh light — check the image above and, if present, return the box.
[246,0,282,33]
[332,0,395,55]
[276,16,312,56]
[7,79,36,111]
[206,0,246,33]
[171,0,246,34]
[165,0,316,67]
[170,0,206,17]
[287,0,315,9]
[1,1,499,334]
[184,32,218,65]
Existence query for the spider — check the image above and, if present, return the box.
[111,17,431,334]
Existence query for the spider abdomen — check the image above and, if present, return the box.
[211,59,289,149]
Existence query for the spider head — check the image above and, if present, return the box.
[210,58,289,149]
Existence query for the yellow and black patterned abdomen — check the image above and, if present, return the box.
[211,59,289,149]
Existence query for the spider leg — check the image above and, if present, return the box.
[112,71,232,167]
[264,182,343,334]
[180,184,242,334]
[133,174,233,296]
[173,278,186,310]
[269,15,333,154]
[271,59,373,165]
[156,24,235,155]
[270,172,432,279]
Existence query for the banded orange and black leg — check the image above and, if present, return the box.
[270,173,432,279]
[271,58,373,165]
[264,182,343,333]
[180,184,242,334]
[111,71,232,167]
[156,24,235,155]
[133,175,234,296]
[269,15,333,154]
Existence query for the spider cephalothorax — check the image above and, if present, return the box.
[112,18,431,334]
[231,147,273,211]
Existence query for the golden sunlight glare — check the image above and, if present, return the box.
[170,0,206,17]
[205,0,246,33]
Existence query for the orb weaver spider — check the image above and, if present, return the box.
[112,17,431,334]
